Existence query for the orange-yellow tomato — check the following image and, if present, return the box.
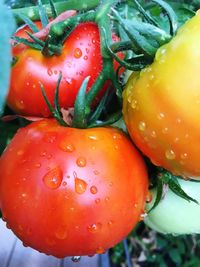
[123,12,200,179]
[0,119,148,257]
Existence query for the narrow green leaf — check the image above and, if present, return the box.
[0,1,16,115]
[49,0,58,19]
[15,14,40,33]
[54,72,67,126]
[11,36,43,50]
[38,0,49,27]
[72,76,90,129]
[88,110,122,128]
[152,0,178,35]
[168,179,199,204]
[40,83,55,115]
[134,0,159,26]
[25,31,45,46]
[148,178,164,212]
[88,88,110,125]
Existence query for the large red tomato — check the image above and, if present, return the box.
[0,119,148,257]
[8,22,121,117]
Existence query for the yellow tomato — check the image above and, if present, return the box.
[123,12,200,179]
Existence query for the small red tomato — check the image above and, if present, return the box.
[0,119,148,257]
[8,22,122,117]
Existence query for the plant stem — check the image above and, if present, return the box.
[12,0,99,24]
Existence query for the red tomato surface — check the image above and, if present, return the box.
[8,22,121,117]
[0,120,148,257]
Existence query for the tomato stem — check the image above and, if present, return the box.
[12,0,100,25]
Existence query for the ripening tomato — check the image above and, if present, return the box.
[145,178,200,235]
[0,119,148,257]
[123,13,200,179]
[8,22,122,117]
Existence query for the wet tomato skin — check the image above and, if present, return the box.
[8,22,121,117]
[123,13,200,179]
[0,119,148,257]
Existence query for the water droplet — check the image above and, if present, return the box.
[83,55,88,60]
[85,48,90,54]
[71,256,81,262]
[45,238,56,246]
[140,212,148,221]
[88,135,98,140]
[75,178,87,194]
[165,149,176,160]
[17,150,24,156]
[181,153,188,159]
[43,167,63,189]
[55,226,68,239]
[74,48,82,58]
[90,186,98,194]
[47,68,53,76]
[107,220,114,227]
[62,181,67,187]
[59,141,75,152]
[150,131,157,138]
[146,191,153,203]
[43,132,57,143]
[157,112,165,120]
[96,247,105,254]
[92,38,96,44]
[162,127,169,134]
[40,151,47,157]
[138,121,146,132]
[105,197,110,202]
[94,170,99,175]
[76,157,86,167]
[35,163,41,168]
[87,223,102,233]
[131,99,138,109]
[95,198,100,204]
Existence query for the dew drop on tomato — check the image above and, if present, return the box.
[165,149,176,160]
[87,223,102,233]
[47,68,53,76]
[71,256,81,262]
[90,185,98,194]
[138,121,146,132]
[76,157,86,167]
[75,178,87,194]
[55,226,68,240]
[95,247,105,254]
[43,167,63,189]
[59,141,75,152]
[74,48,82,58]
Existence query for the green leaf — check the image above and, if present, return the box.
[169,248,182,265]
[168,178,199,204]
[148,177,164,212]
[72,76,90,129]
[38,0,49,27]
[0,1,15,115]
[15,13,40,33]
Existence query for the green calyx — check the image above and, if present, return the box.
[11,0,192,129]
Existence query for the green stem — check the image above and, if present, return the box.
[12,0,99,24]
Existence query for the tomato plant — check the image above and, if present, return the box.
[145,178,200,235]
[123,12,200,179]
[8,21,121,117]
[0,119,148,257]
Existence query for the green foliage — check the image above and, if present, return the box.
[111,223,200,267]
[0,0,15,115]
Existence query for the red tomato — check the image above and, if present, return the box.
[0,120,148,257]
[8,22,122,117]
